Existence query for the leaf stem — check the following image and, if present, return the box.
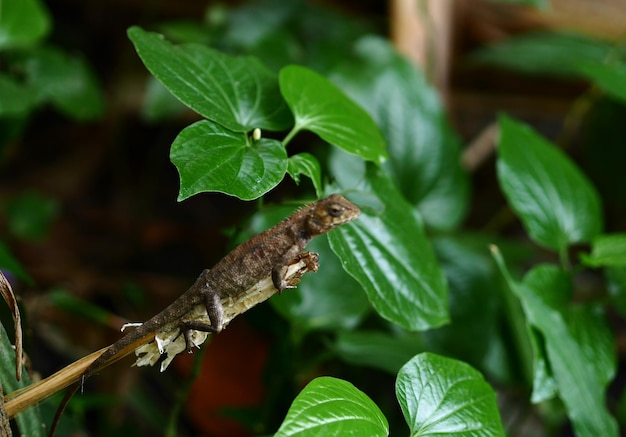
[165,343,206,437]
[559,243,572,271]
[282,125,301,147]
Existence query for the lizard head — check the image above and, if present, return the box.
[306,194,361,236]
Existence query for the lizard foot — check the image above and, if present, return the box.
[179,320,220,353]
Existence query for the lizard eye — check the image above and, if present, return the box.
[328,204,344,217]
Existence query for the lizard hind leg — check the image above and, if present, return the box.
[179,288,223,352]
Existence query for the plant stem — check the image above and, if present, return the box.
[165,345,206,437]
[282,125,301,147]
[559,243,572,272]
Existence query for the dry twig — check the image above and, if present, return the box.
[4,252,319,417]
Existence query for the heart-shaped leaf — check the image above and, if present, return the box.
[497,115,602,252]
[275,376,388,437]
[170,120,287,201]
[396,353,505,437]
[331,36,468,231]
[279,64,387,165]
[287,153,322,197]
[128,26,292,132]
[328,167,449,330]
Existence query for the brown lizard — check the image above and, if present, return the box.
[49,194,360,435]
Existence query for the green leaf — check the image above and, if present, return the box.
[170,120,287,201]
[275,376,388,437]
[491,250,559,403]
[141,77,187,122]
[49,288,116,326]
[0,320,45,436]
[473,32,615,77]
[396,353,505,437]
[5,191,59,241]
[127,26,292,132]
[279,64,387,165]
[328,167,449,330]
[222,0,295,49]
[0,0,50,49]
[497,115,603,252]
[242,204,369,332]
[335,330,424,374]
[0,73,37,117]
[473,32,626,103]
[287,153,323,197]
[581,233,626,268]
[21,47,104,120]
[524,266,615,388]
[492,253,619,437]
[327,146,366,190]
[576,62,626,103]
[331,36,468,230]
[220,0,370,73]
[526,269,617,437]
[563,305,615,387]
[527,327,557,403]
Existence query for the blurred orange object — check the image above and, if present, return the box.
[175,319,270,437]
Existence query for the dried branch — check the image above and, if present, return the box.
[4,252,319,418]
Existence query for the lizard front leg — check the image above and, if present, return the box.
[272,251,315,293]
[271,263,292,293]
[179,288,223,352]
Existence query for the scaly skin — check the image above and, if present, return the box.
[50,194,360,435]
